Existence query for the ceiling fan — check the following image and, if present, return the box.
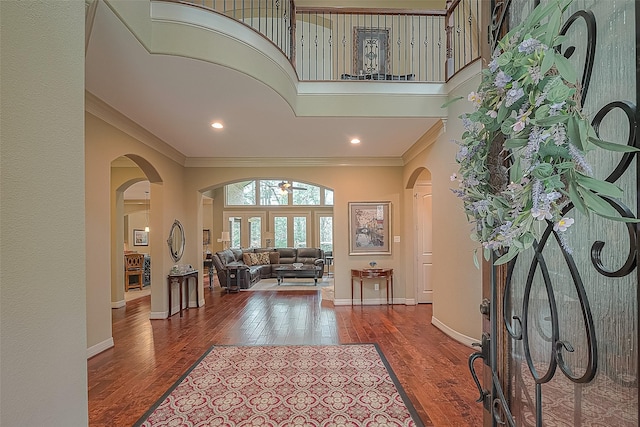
[273,181,307,194]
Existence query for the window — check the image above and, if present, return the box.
[324,189,334,205]
[259,180,288,205]
[229,217,241,248]
[248,217,262,248]
[225,180,332,207]
[274,217,288,247]
[292,182,320,205]
[319,216,333,253]
[226,181,256,205]
[293,216,307,247]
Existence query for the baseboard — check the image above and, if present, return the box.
[111,299,125,309]
[87,337,114,359]
[333,298,407,306]
[149,311,168,319]
[404,298,417,305]
[431,315,478,348]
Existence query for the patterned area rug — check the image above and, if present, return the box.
[134,344,423,426]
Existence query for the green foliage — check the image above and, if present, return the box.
[451,0,638,266]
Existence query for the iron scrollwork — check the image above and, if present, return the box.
[474,3,639,425]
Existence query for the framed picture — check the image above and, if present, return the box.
[203,229,211,245]
[353,28,390,76]
[133,229,148,246]
[348,202,391,255]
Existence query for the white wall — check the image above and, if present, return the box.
[0,1,88,425]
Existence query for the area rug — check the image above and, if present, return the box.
[246,278,333,292]
[134,344,423,426]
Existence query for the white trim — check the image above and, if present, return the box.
[431,316,478,348]
[404,298,417,306]
[87,337,114,359]
[111,299,125,309]
[149,311,168,319]
[333,298,407,306]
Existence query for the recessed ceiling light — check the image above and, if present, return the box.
[350,138,361,144]
[211,122,224,129]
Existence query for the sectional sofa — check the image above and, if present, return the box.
[211,247,325,289]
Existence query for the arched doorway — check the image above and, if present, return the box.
[110,155,162,312]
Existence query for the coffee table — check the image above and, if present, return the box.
[274,265,321,285]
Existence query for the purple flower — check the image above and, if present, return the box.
[494,71,513,89]
[549,101,566,116]
[489,58,499,73]
[518,38,547,54]
[568,143,593,176]
[528,65,542,84]
[505,85,524,107]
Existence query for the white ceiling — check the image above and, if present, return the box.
[85,1,442,161]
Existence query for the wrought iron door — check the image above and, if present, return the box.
[469,0,639,425]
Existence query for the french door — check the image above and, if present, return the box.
[470,1,639,425]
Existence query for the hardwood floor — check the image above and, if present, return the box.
[87,279,483,426]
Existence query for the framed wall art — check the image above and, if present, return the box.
[353,28,390,76]
[348,202,391,255]
[133,229,148,246]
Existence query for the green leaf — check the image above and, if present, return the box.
[473,249,480,269]
[497,105,509,123]
[544,10,562,46]
[497,51,513,67]
[504,138,528,148]
[589,136,640,152]
[540,50,555,75]
[509,157,522,183]
[577,187,620,217]
[442,96,464,108]
[552,35,568,47]
[566,116,583,150]
[534,114,569,126]
[483,248,492,261]
[554,54,577,84]
[494,247,519,265]
[576,174,624,198]
[501,118,516,135]
[532,163,553,178]
[568,181,588,215]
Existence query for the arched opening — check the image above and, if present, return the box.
[110,155,162,315]
[199,177,335,293]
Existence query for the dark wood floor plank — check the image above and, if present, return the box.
[88,280,483,426]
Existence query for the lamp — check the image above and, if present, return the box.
[221,231,230,249]
[264,231,274,247]
[144,191,150,233]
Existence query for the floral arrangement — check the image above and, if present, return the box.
[450,0,637,265]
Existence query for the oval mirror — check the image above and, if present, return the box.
[167,220,185,263]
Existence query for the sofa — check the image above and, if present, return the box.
[211,247,325,289]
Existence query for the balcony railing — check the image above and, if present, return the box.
[164,0,481,82]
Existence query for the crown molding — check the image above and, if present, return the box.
[85,91,186,165]
[184,156,404,168]
[401,119,445,164]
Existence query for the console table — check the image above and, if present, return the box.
[351,268,394,305]
[167,270,198,318]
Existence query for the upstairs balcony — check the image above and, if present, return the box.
[164,0,481,83]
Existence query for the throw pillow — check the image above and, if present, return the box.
[248,253,261,266]
[256,252,270,265]
[269,251,280,264]
[242,253,252,266]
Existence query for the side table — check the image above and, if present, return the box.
[226,265,247,293]
[351,268,394,305]
[167,270,199,317]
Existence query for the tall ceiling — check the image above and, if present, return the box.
[85,1,445,161]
